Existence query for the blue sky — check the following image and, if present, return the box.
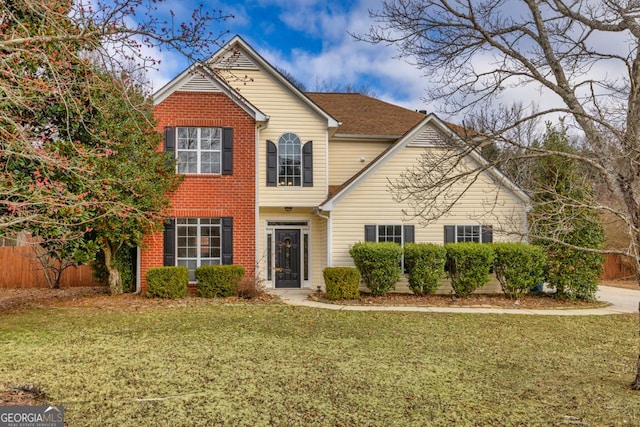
[144,0,627,129]
[148,0,431,113]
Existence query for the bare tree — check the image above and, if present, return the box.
[1,0,230,292]
[360,0,640,389]
[0,0,231,232]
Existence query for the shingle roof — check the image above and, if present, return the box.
[306,92,426,137]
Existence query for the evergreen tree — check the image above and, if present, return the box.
[529,123,604,300]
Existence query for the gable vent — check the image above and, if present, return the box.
[409,126,447,147]
[179,73,222,92]
[215,49,258,70]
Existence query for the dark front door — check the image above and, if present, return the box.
[275,229,301,288]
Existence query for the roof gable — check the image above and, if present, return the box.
[153,63,268,122]
[208,36,339,129]
[320,114,529,210]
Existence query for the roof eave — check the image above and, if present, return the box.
[320,113,530,209]
[332,133,404,140]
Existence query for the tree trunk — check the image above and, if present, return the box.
[103,243,122,295]
[633,302,640,390]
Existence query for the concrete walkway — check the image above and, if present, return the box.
[268,285,640,316]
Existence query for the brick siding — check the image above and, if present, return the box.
[139,91,256,292]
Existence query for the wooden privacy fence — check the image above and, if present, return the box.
[0,246,104,289]
[601,253,636,281]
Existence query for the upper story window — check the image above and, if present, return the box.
[266,135,313,187]
[278,132,301,186]
[163,126,233,175]
[177,127,222,174]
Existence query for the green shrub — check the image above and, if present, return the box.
[195,265,245,298]
[323,267,361,300]
[404,243,446,296]
[445,243,495,297]
[493,243,546,299]
[146,266,188,299]
[349,242,402,296]
[544,243,604,301]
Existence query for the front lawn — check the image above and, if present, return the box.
[0,301,638,425]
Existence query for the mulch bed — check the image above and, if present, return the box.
[310,291,609,309]
[0,385,50,406]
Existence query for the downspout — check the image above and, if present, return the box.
[135,247,141,294]
[255,122,266,278]
[313,208,332,268]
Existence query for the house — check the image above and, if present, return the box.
[137,36,529,292]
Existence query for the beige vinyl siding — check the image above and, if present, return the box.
[328,140,391,186]
[257,208,327,288]
[330,146,527,269]
[219,68,329,206]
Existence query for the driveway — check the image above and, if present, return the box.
[597,285,640,314]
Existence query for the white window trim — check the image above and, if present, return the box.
[372,224,407,271]
[277,132,302,187]
[454,225,483,243]
[176,127,222,174]
[176,218,222,281]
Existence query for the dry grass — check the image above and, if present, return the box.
[0,299,639,426]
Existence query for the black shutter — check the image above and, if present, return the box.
[164,127,175,152]
[444,225,455,244]
[364,225,377,242]
[302,141,313,187]
[481,225,493,243]
[163,219,176,266]
[266,140,277,186]
[222,127,233,175]
[403,225,415,244]
[164,127,176,169]
[221,217,233,265]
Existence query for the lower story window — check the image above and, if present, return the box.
[456,225,480,242]
[444,225,493,244]
[364,224,414,272]
[177,218,221,281]
[377,225,403,244]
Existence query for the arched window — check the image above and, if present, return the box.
[278,132,301,186]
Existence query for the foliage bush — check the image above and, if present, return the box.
[529,122,605,301]
[544,241,604,301]
[404,243,447,296]
[445,243,495,297]
[349,242,402,296]
[235,276,265,300]
[323,267,361,300]
[195,265,245,298]
[493,243,546,299]
[146,266,188,299]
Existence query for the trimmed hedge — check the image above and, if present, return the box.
[349,242,402,296]
[404,243,447,296]
[445,243,495,297]
[323,267,360,300]
[195,265,245,298]
[146,266,189,299]
[493,243,546,299]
